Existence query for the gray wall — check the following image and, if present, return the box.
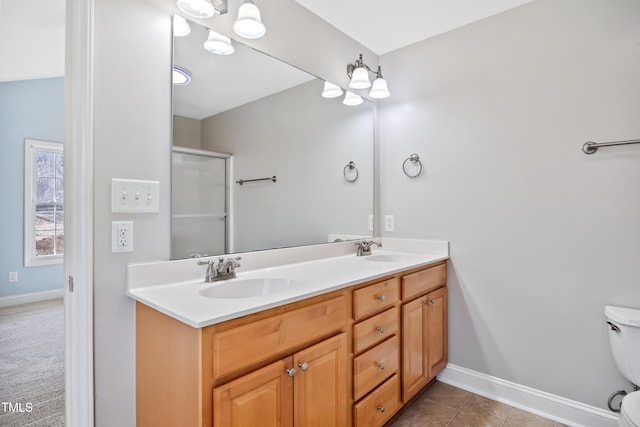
[379,0,640,409]
[0,78,64,298]
[91,0,373,425]
[201,79,373,252]
[173,115,201,149]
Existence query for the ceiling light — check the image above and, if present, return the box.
[321,81,343,98]
[173,15,191,37]
[204,30,234,55]
[347,54,391,98]
[177,0,215,18]
[343,91,363,106]
[173,66,192,85]
[233,0,266,39]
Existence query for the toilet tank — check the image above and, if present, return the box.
[605,306,640,386]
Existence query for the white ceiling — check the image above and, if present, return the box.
[0,0,65,82]
[294,0,534,55]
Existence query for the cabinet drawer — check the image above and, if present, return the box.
[353,278,399,320]
[402,263,446,300]
[213,295,346,379]
[353,336,399,401]
[353,307,398,354]
[353,374,400,427]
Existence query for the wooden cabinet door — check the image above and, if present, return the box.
[401,287,448,403]
[401,296,427,402]
[426,287,448,378]
[293,333,348,427]
[213,358,293,427]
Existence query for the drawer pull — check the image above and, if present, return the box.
[376,326,385,333]
[298,362,308,371]
[376,294,386,302]
[286,368,296,377]
[377,362,385,370]
[377,405,386,413]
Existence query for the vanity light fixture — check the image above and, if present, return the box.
[204,29,234,55]
[172,65,192,85]
[173,14,191,37]
[343,91,363,106]
[176,0,266,39]
[321,81,343,98]
[347,54,391,99]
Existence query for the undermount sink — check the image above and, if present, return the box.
[199,278,297,299]
[364,254,411,263]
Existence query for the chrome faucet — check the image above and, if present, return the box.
[198,256,242,282]
[355,240,382,256]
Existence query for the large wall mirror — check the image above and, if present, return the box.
[171,18,374,259]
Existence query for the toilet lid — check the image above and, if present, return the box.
[622,392,640,424]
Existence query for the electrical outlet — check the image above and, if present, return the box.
[112,221,133,253]
[368,215,374,232]
[8,272,18,283]
[384,215,395,232]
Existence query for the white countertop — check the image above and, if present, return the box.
[127,239,449,328]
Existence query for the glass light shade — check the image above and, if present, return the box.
[349,66,371,89]
[321,81,343,98]
[173,15,191,37]
[233,1,266,39]
[173,66,191,85]
[177,0,215,18]
[369,77,390,99]
[343,91,363,106]
[204,30,234,55]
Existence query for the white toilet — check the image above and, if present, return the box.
[605,306,640,427]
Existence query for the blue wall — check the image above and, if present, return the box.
[0,78,65,298]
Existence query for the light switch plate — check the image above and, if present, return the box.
[111,179,160,213]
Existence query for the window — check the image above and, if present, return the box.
[24,139,64,266]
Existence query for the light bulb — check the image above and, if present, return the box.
[173,15,191,37]
[349,66,371,89]
[233,1,266,39]
[343,91,363,106]
[204,30,234,55]
[177,0,214,18]
[369,77,390,99]
[322,82,343,98]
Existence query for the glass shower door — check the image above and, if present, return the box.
[171,149,228,259]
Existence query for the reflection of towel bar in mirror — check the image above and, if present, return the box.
[582,138,640,154]
[235,176,277,185]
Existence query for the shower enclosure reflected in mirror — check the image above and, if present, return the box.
[171,18,374,259]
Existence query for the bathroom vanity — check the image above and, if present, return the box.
[129,240,448,427]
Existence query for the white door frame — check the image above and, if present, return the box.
[64,0,95,425]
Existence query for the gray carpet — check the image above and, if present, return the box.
[0,299,65,426]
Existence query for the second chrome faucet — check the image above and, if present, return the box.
[355,240,382,256]
[198,256,242,282]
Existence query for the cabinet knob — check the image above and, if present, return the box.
[377,405,385,413]
[425,299,435,306]
[376,294,386,302]
[286,368,296,377]
[298,362,308,371]
[376,326,385,333]
[377,362,385,370]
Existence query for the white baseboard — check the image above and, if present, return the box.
[0,289,64,308]
[437,364,619,427]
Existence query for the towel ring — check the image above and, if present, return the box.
[344,161,358,182]
[402,154,423,178]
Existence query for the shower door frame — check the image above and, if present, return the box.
[171,146,232,258]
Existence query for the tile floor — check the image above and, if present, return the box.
[388,381,567,427]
